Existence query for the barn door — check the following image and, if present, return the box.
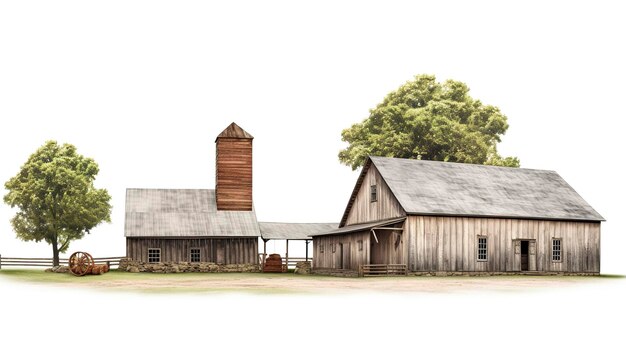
[216,240,225,264]
[342,243,351,270]
[521,241,529,271]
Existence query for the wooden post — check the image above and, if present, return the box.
[285,239,289,272]
[262,239,268,268]
[305,240,309,261]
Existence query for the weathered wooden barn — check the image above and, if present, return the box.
[124,123,261,264]
[312,156,604,274]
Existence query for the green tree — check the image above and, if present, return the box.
[339,74,520,170]
[4,141,111,266]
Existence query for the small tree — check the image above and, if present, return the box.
[4,141,111,266]
[339,74,520,170]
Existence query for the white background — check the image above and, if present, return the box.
[0,1,624,350]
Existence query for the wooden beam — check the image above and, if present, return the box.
[370,229,379,243]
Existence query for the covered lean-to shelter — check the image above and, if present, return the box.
[311,156,604,275]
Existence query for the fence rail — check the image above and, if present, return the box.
[258,254,312,271]
[359,264,408,277]
[0,254,125,269]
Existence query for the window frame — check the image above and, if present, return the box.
[148,248,161,263]
[370,184,377,202]
[190,247,201,263]
[552,238,562,262]
[477,236,488,262]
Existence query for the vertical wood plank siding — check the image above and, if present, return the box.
[126,237,258,264]
[216,139,253,211]
[406,216,601,273]
[312,232,370,270]
[344,164,405,226]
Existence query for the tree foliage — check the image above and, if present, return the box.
[339,74,520,170]
[4,141,111,265]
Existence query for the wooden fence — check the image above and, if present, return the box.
[0,255,125,269]
[258,254,311,270]
[359,264,408,277]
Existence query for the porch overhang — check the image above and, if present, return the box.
[309,217,406,237]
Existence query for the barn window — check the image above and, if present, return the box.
[190,248,201,262]
[320,244,324,253]
[552,238,562,262]
[148,248,161,263]
[477,237,487,261]
[358,240,363,251]
[370,185,377,202]
[332,243,336,253]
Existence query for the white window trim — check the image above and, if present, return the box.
[477,236,487,262]
[148,248,161,263]
[552,238,562,262]
[190,247,201,263]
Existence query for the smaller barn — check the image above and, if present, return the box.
[125,188,260,264]
[124,123,260,268]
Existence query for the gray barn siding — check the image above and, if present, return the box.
[406,216,600,273]
[344,164,405,226]
[126,237,258,264]
[313,231,370,270]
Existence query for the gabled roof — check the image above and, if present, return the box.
[215,122,254,141]
[259,222,338,240]
[125,189,261,237]
[340,156,604,225]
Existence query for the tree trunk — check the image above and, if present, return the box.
[52,238,60,267]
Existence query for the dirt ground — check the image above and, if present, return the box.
[1,270,620,294]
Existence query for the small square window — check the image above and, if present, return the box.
[190,248,201,263]
[370,185,377,202]
[358,240,363,251]
[477,237,487,261]
[552,238,562,262]
[148,248,161,263]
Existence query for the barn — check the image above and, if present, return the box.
[311,156,604,275]
[124,123,261,267]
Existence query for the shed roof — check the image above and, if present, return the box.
[354,156,604,222]
[311,217,406,237]
[259,222,338,240]
[124,189,261,237]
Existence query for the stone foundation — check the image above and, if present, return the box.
[311,268,359,278]
[408,271,600,277]
[119,258,259,273]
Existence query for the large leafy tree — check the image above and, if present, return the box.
[4,141,111,266]
[339,74,520,170]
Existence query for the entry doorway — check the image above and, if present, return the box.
[521,240,529,271]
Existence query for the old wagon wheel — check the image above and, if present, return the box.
[69,251,94,276]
